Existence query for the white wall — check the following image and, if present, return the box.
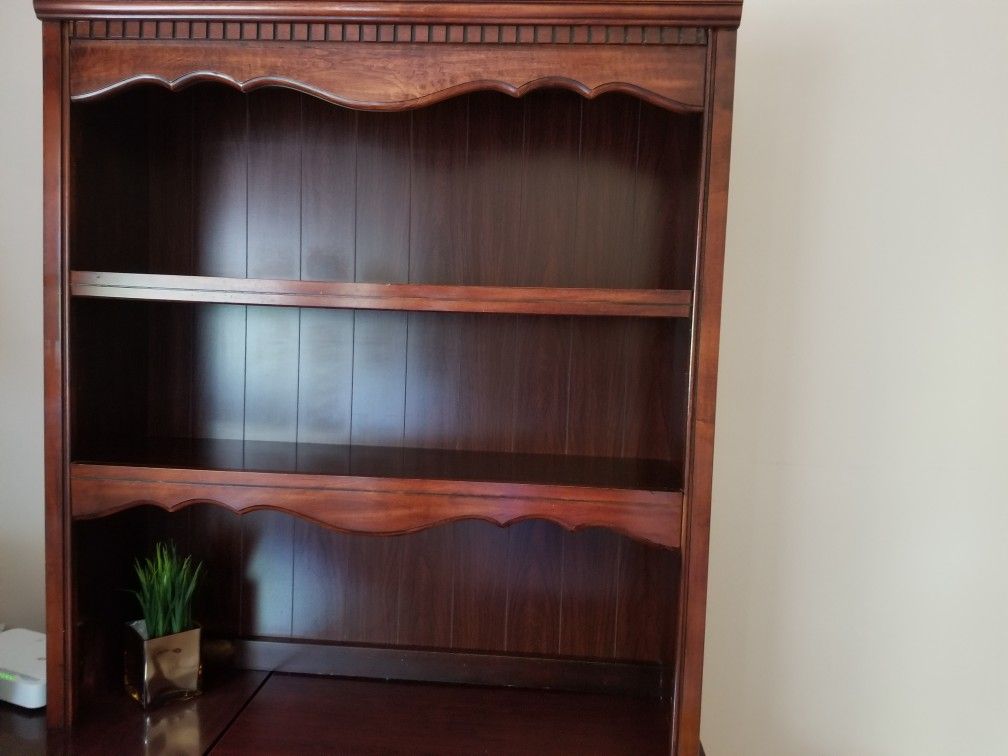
[0,1,44,633]
[1,1,1006,753]
[703,1,1008,754]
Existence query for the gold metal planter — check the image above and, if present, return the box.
[124,622,202,708]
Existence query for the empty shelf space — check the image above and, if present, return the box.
[70,271,693,318]
[211,674,670,755]
[73,89,702,296]
[69,439,683,548]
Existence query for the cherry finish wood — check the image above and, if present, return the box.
[67,19,709,45]
[37,0,742,750]
[234,639,662,695]
[36,0,743,27]
[673,28,738,754]
[41,19,71,730]
[72,271,694,317]
[69,299,689,489]
[72,87,701,292]
[212,674,670,755]
[69,459,683,549]
[51,671,267,755]
[73,507,679,662]
[69,431,677,491]
[70,38,707,111]
[0,673,699,754]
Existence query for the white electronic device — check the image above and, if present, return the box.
[0,628,46,709]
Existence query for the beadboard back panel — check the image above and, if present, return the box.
[72,86,703,290]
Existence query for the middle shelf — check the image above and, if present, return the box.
[69,293,689,549]
[70,439,683,549]
[70,271,693,318]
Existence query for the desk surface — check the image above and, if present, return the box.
[2,671,682,754]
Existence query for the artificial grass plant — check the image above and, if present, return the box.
[131,541,203,639]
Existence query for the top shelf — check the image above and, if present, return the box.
[71,271,693,318]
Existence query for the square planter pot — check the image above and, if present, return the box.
[124,621,202,708]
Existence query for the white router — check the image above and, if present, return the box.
[0,628,46,709]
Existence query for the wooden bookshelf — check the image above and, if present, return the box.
[34,1,742,752]
[213,674,670,755]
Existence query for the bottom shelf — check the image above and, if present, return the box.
[33,672,670,754]
[49,669,268,755]
[213,674,669,755]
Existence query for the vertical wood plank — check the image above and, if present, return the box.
[71,300,149,450]
[301,95,356,282]
[192,86,246,278]
[146,302,193,439]
[616,539,677,662]
[510,316,570,455]
[291,521,348,640]
[241,510,294,638]
[571,96,639,287]
[404,312,461,451]
[350,311,407,448]
[243,306,299,444]
[464,92,525,285]
[297,308,353,446]
[565,317,627,457]
[505,520,564,655]
[187,505,243,637]
[396,527,454,647]
[342,536,402,645]
[635,104,703,290]
[247,88,302,280]
[515,91,580,286]
[192,304,245,441]
[560,529,621,659]
[410,97,470,283]
[456,314,516,455]
[146,88,193,274]
[452,520,509,652]
[621,319,677,464]
[71,89,148,272]
[355,111,411,283]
